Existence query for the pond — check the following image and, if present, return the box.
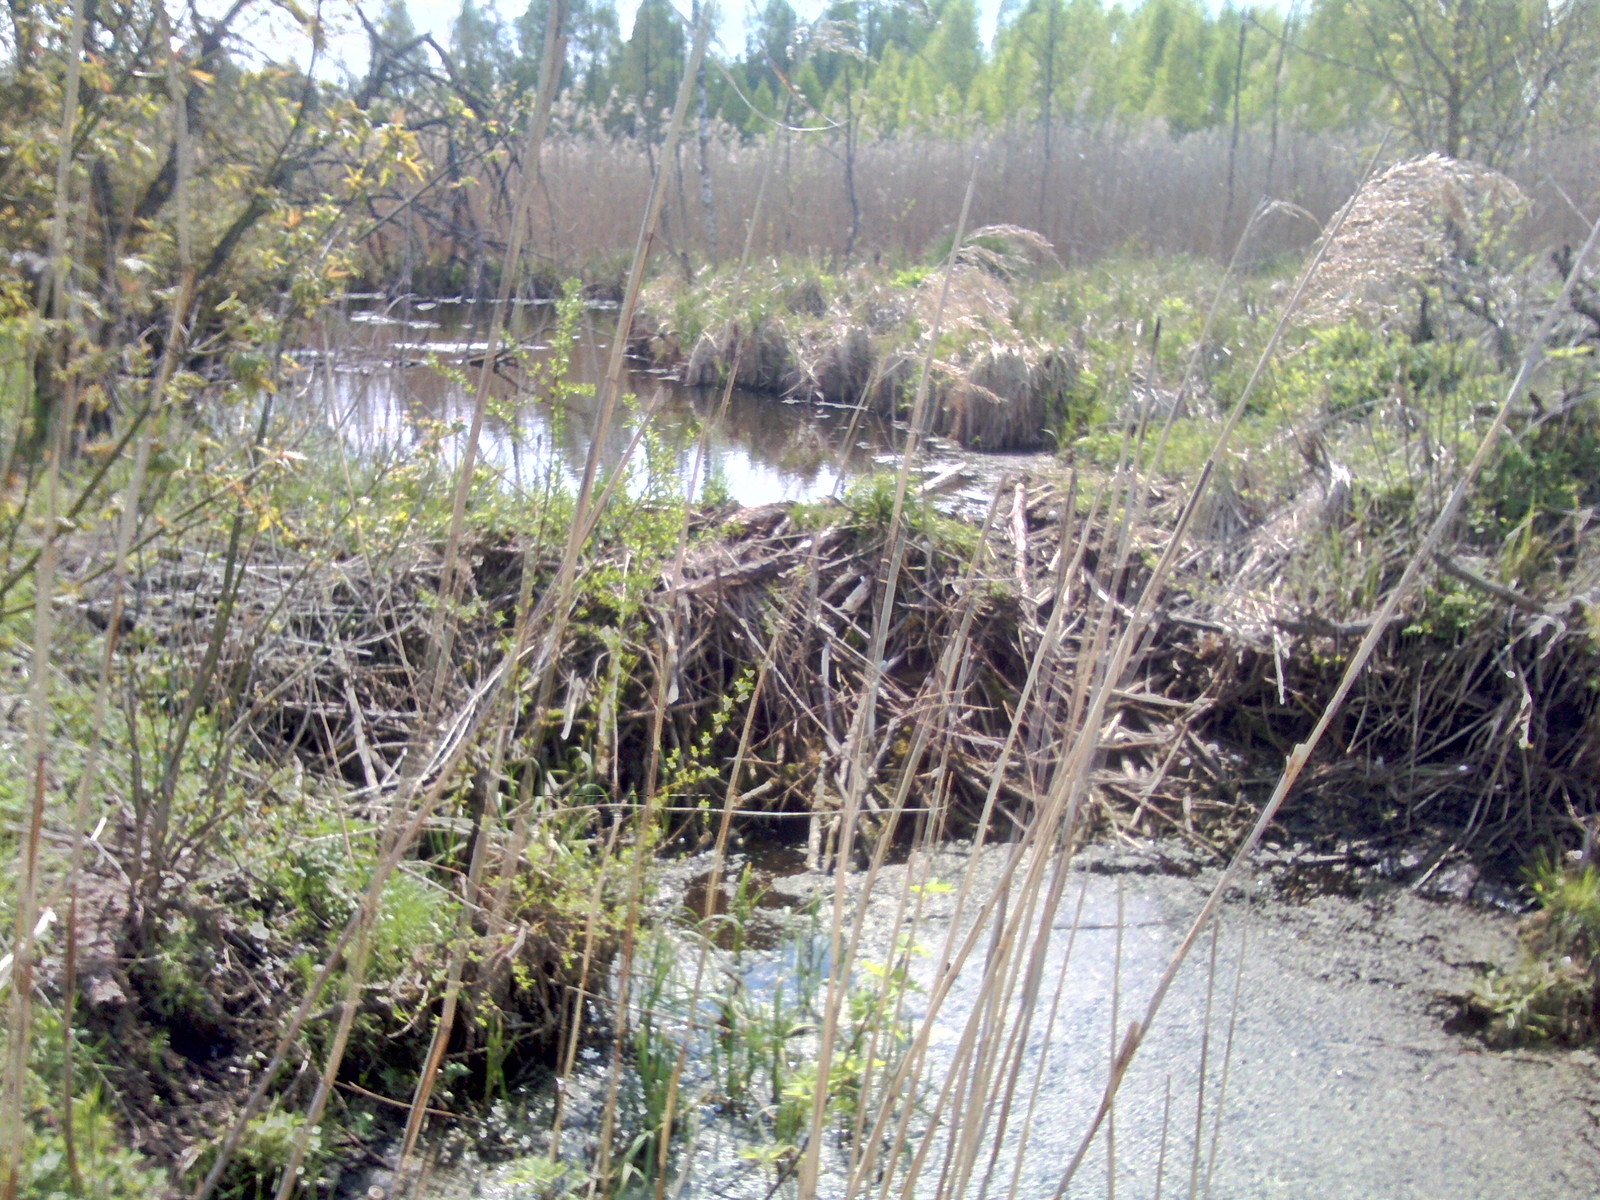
[294,297,894,506]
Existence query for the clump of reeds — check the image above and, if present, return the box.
[931,342,1077,450]
[1301,152,1528,327]
[638,236,1077,451]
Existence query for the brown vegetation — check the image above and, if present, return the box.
[632,238,1080,451]
[360,123,1600,295]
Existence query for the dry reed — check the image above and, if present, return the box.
[361,122,1600,291]
[1301,153,1529,325]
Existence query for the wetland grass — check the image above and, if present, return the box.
[7,18,1600,1199]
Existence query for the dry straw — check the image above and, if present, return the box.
[1,0,89,1192]
[1301,152,1529,325]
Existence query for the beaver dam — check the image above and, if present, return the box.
[84,480,1600,870]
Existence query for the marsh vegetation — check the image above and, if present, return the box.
[4,0,1600,1196]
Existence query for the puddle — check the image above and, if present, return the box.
[679,843,812,951]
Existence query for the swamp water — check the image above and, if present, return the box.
[294,298,892,506]
[418,841,1599,1200]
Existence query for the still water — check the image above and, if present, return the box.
[414,842,1600,1200]
[295,297,892,506]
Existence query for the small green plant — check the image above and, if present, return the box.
[5,1013,162,1199]
[699,465,733,509]
[1474,404,1600,581]
[840,471,981,563]
[625,934,683,1180]
[500,1154,584,1198]
[1528,856,1600,961]
[1467,856,1600,1045]
[194,1105,327,1200]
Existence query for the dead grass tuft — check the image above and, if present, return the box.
[1303,153,1529,325]
[954,224,1062,282]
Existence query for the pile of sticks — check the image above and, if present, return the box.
[80,471,1600,865]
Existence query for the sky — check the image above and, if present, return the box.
[239,0,1258,78]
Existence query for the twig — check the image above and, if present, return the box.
[1432,552,1548,616]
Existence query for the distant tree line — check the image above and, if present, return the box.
[385,0,1600,165]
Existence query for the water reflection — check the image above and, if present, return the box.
[296,298,891,505]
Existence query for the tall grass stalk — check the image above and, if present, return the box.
[1107,882,1124,1197]
[832,488,1009,1186]
[1019,139,1386,1199]
[0,0,87,1190]
[796,155,983,1200]
[572,13,712,1193]
[1154,1077,1173,1200]
[628,102,791,1191]
[818,138,1384,1200]
[399,0,571,1164]
[1185,923,1221,1200]
[861,291,1104,1200]
[1202,925,1248,1199]
[45,7,197,1184]
[424,0,568,721]
[840,455,1133,1200]
[993,878,1090,1200]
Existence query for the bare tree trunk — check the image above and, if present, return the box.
[6,0,37,70]
[1036,0,1059,231]
[668,137,692,280]
[842,63,860,262]
[782,93,794,253]
[692,0,717,268]
[1222,20,1246,251]
[1266,3,1294,195]
[1445,77,1463,159]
